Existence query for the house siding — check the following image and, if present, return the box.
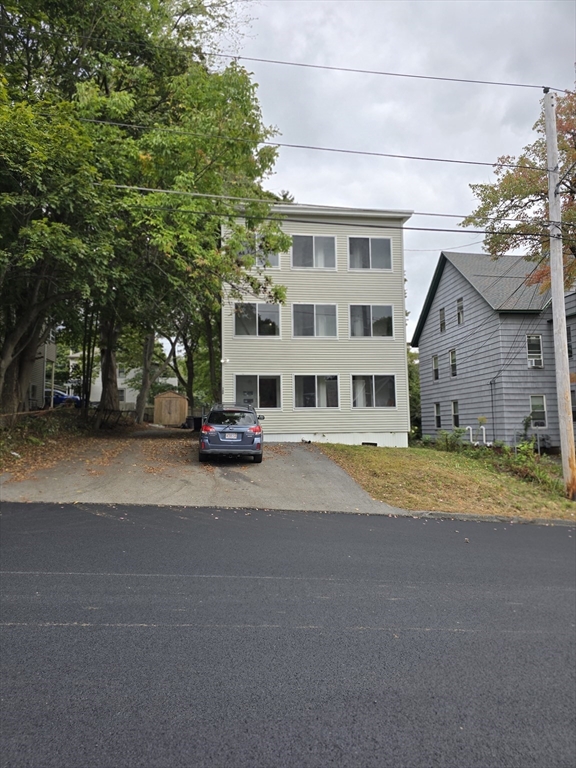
[222,207,411,445]
[418,261,504,442]
[415,251,576,450]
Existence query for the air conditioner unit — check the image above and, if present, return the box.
[528,358,543,369]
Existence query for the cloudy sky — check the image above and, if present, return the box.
[220,0,575,340]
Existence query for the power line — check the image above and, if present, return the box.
[100,184,559,230]
[78,117,544,172]
[121,198,553,239]
[210,52,567,94]
[1,22,566,92]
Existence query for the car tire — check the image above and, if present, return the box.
[253,454,263,464]
[199,452,208,463]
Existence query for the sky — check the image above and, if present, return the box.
[218,0,575,341]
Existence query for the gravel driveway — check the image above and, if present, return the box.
[0,427,402,514]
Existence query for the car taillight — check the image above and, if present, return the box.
[248,425,262,434]
[201,424,216,434]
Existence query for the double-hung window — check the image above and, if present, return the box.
[235,375,281,409]
[530,395,546,427]
[434,403,441,428]
[235,303,280,337]
[432,355,439,381]
[294,375,339,408]
[349,237,391,270]
[527,335,543,368]
[457,298,464,325]
[439,308,446,333]
[450,349,457,377]
[568,327,573,358]
[350,305,393,337]
[293,304,337,337]
[292,235,336,269]
[352,375,396,408]
[452,401,459,427]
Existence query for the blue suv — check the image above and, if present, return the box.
[199,404,264,463]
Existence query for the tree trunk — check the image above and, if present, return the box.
[204,315,220,403]
[98,315,120,411]
[0,323,46,414]
[135,333,155,423]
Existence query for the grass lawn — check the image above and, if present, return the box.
[319,444,576,521]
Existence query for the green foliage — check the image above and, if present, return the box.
[407,346,421,437]
[436,428,466,452]
[462,89,576,287]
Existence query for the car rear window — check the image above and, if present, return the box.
[208,411,256,426]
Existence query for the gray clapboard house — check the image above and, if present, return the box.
[411,251,576,449]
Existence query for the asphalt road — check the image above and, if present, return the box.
[1,502,575,768]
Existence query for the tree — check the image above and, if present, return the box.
[407,347,420,438]
[0,1,291,415]
[462,89,576,287]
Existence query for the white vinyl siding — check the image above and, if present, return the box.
[222,209,410,441]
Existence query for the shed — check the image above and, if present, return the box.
[153,391,188,426]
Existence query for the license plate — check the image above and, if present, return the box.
[225,433,238,439]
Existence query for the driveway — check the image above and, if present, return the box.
[0,427,403,514]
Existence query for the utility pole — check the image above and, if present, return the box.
[543,88,576,500]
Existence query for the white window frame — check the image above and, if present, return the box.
[434,402,441,428]
[347,236,393,271]
[241,232,281,270]
[350,374,397,409]
[450,349,457,377]
[439,307,446,333]
[526,335,543,368]
[457,298,464,325]
[432,355,439,381]
[118,389,126,402]
[233,302,282,339]
[529,395,547,428]
[452,401,459,428]
[348,304,394,339]
[292,303,338,339]
[234,374,282,410]
[290,234,337,271]
[293,374,340,410]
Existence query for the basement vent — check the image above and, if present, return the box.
[362,442,378,447]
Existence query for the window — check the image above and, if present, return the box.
[235,303,280,337]
[450,349,457,377]
[457,298,464,325]
[293,304,337,337]
[530,395,546,427]
[434,403,441,428]
[352,375,396,407]
[292,235,335,269]
[295,375,339,408]
[349,237,391,270]
[256,252,279,268]
[432,355,439,381]
[350,305,393,337]
[235,375,281,409]
[526,335,543,368]
[568,327,573,358]
[439,308,446,333]
[452,401,459,428]
[118,389,125,402]
[571,390,576,422]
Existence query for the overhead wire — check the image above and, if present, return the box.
[0,23,567,92]
[78,117,545,172]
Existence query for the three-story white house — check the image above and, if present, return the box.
[221,204,413,447]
